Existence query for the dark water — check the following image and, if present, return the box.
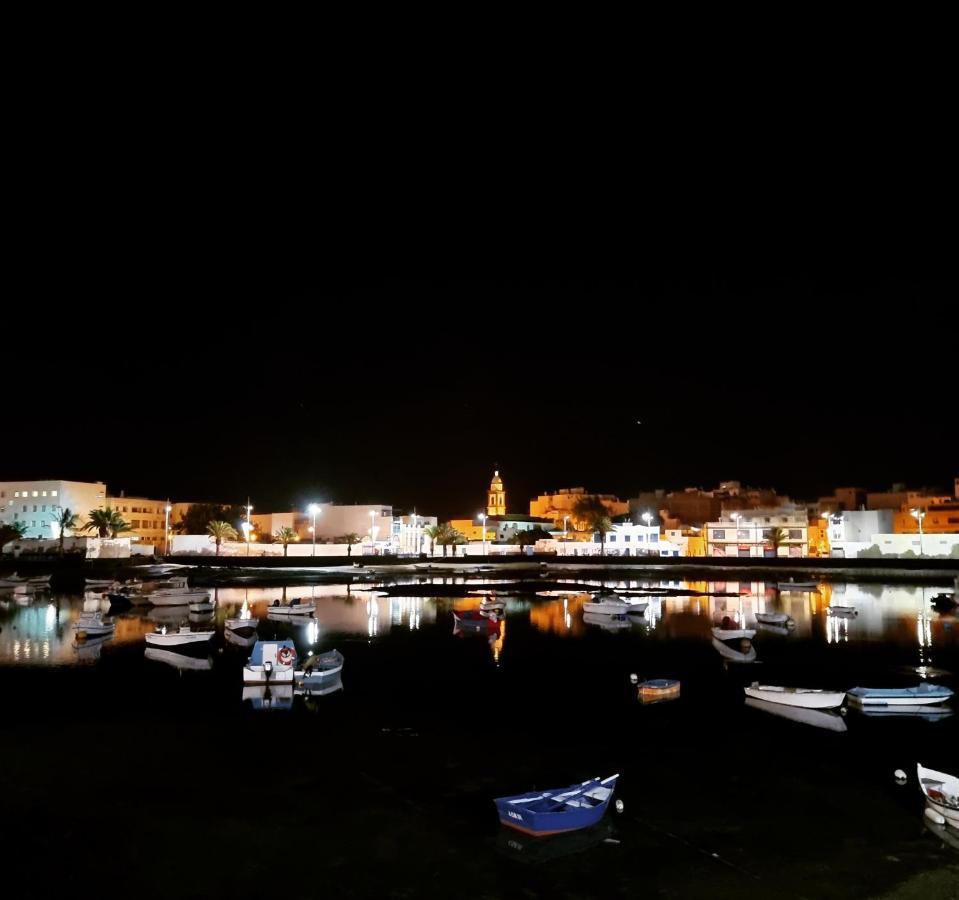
[1,577,957,899]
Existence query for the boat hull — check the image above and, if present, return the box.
[847,686,953,707]
[144,631,214,647]
[745,697,847,732]
[494,777,617,837]
[744,686,845,709]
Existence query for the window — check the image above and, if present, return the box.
[737,529,750,541]
[650,533,658,542]
[32,491,38,497]
[712,529,726,540]
[22,505,27,512]
[51,490,57,497]
[33,505,37,512]
[42,505,46,512]
[14,491,19,498]
[608,534,616,542]
[41,491,47,497]
[948,517,959,524]
[32,521,36,527]
[131,520,140,528]
[788,529,802,540]
[623,535,631,542]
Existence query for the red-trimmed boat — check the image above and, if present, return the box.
[494,775,619,836]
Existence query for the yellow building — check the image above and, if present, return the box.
[529,487,629,530]
[893,504,959,534]
[106,494,172,551]
[487,470,506,516]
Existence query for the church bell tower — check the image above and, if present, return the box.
[487,469,506,517]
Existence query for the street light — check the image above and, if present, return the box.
[245,501,253,556]
[563,515,569,555]
[641,510,653,555]
[731,512,742,558]
[308,503,320,557]
[164,503,171,557]
[477,512,487,557]
[911,508,926,557]
[369,510,377,556]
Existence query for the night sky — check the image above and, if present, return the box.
[4,274,956,520]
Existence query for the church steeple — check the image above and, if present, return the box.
[487,469,506,516]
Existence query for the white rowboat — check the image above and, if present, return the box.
[744,684,845,709]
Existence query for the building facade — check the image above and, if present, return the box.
[487,471,506,516]
[0,479,107,539]
[106,493,171,551]
[529,487,629,529]
[705,507,809,557]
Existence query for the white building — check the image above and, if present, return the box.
[603,523,665,555]
[705,506,809,558]
[0,479,107,538]
[392,514,438,555]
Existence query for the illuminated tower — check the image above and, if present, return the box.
[487,469,506,516]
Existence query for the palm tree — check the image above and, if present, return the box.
[435,523,466,557]
[52,507,80,555]
[274,526,298,556]
[765,527,787,557]
[207,520,238,556]
[592,516,613,555]
[337,533,360,557]
[573,497,614,555]
[423,525,442,557]
[0,520,28,548]
[82,508,132,539]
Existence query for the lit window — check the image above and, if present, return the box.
[41,491,47,497]
[14,491,19,498]
[32,491,38,497]
[51,490,57,497]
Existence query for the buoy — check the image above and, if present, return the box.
[894,769,907,785]
[614,799,624,813]
[629,674,638,684]
[925,806,946,826]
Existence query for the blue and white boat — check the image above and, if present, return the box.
[494,775,619,836]
[243,639,298,684]
[846,684,953,707]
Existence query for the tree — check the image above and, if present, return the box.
[82,508,132,539]
[573,497,614,555]
[336,533,361,551]
[274,526,298,556]
[0,521,27,548]
[435,523,466,557]
[510,527,553,547]
[423,525,442,557]
[177,503,247,535]
[765,527,787,557]
[206,520,238,556]
[52,507,80,555]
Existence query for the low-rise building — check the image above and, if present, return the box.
[893,503,959,534]
[106,493,171,551]
[603,522,663,555]
[705,507,809,557]
[0,479,107,538]
[529,487,629,529]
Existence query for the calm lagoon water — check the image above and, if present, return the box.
[1,576,957,899]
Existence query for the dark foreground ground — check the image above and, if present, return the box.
[2,604,958,900]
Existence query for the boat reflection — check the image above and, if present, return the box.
[72,633,112,663]
[924,816,959,853]
[144,647,213,671]
[712,637,757,663]
[242,684,293,710]
[744,697,847,732]
[494,820,617,864]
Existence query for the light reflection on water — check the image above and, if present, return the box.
[0,578,955,669]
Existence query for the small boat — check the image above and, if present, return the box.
[244,639,298,684]
[583,611,630,631]
[226,615,258,634]
[294,649,344,691]
[265,602,315,617]
[624,601,649,616]
[638,679,680,704]
[826,606,858,618]
[144,647,213,670]
[73,611,116,639]
[494,775,619,836]
[711,637,757,663]
[917,764,959,828]
[144,627,215,648]
[295,672,344,700]
[711,626,757,641]
[583,596,631,616]
[744,683,844,709]
[854,705,953,720]
[149,588,211,607]
[495,820,616,864]
[776,581,817,591]
[755,611,794,627]
[744,697,847,732]
[846,684,953,707]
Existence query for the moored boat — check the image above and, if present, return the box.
[826,606,858,618]
[711,637,757,663]
[266,602,315,617]
[846,684,953,707]
[638,679,680,704]
[244,639,298,684]
[917,763,959,828]
[144,627,214,648]
[73,611,116,639]
[294,649,344,691]
[755,611,794,627]
[583,596,631,616]
[711,626,757,641]
[494,775,619,836]
[583,611,630,630]
[744,683,844,709]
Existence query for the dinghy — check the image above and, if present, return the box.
[744,697,847,732]
[583,596,631,615]
[144,626,214,648]
[757,622,793,637]
[711,626,757,641]
[294,649,344,691]
[494,775,619,836]
[73,611,116,639]
[826,606,858,618]
[918,763,959,827]
[638,679,680,704]
[265,602,315,617]
[755,611,794,627]
[711,637,757,663]
[244,639,297,684]
[744,683,844,709]
[846,684,953,707]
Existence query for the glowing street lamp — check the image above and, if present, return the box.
[308,503,321,557]
[641,510,653,554]
[477,512,487,557]
[240,520,251,554]
[164,503,171,556]
[563,515,569,555]
[911,508,926,557]
[245,500,253,556]
[369,510,377,556]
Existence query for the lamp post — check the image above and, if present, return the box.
[563,515,569,555]
[369,510,377,556]
[641,510,653,556]
[730,512,743,559]
[477,512,487,557]
[308,503,320,557]
[911,508,926,557]
[245,501,253,556]
[164,503,171,556]
[411,512,418,556]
